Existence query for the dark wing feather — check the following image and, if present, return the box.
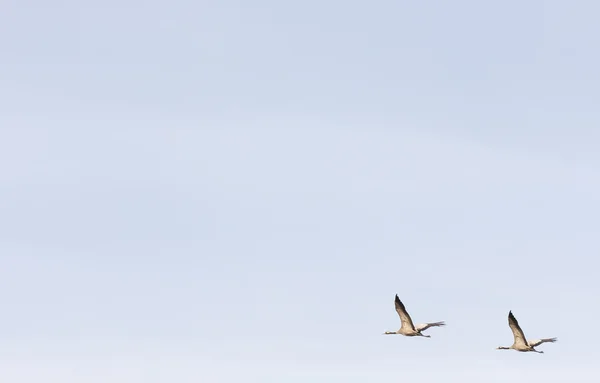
[395,295,416,331]
[508,311,529,347]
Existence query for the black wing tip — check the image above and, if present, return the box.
[394,294,404,308]
[508,311,519,325]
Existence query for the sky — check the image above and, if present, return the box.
[1,0,600,382]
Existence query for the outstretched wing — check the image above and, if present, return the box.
[395,295,416,331]
[508,311,529,347]
[415,321,446,332]
[528,337,557,347]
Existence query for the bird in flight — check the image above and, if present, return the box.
[383,294,446,337]
[496,311,557,353]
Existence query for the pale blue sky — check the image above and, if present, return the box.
[1,1,599,382]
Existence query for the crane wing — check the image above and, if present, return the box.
[395,295,416,331]
[415,321,446,332]
[508,311,529,347]
[528,337,557,347]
